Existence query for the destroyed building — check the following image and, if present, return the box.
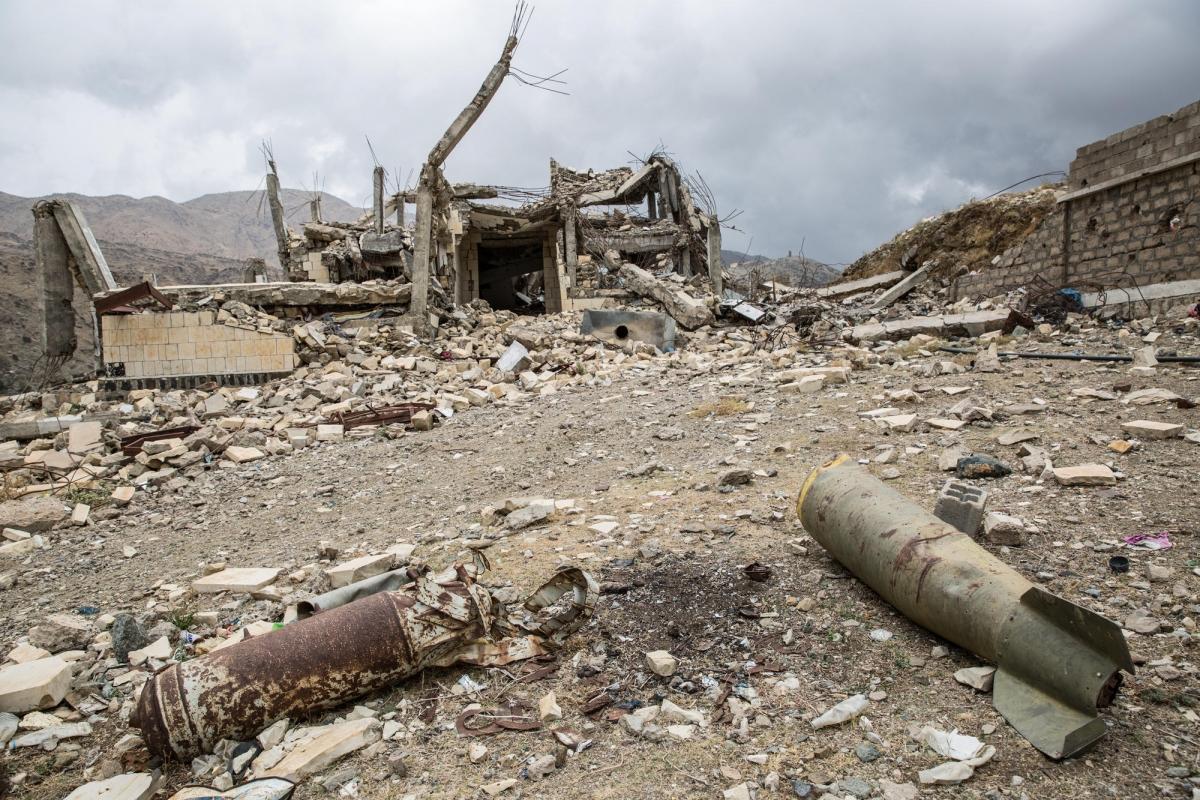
[949,98,1200,308]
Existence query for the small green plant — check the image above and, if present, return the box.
[170,611,196,630]
[65,483,114,509]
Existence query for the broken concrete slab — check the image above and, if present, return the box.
[224,446,265,464]
[850,310,1010,343]
[67,420,104,454]
[1053,464,1117,486]
[261,718,381,782]
[0,496,69,532]
[63,773,161,800]
[325,554,395,589]
[869,261,933,311]
[29,613,93,652]
[192,567,280,594]
[1121,420,1183,440]
[0,656,72,713]
[619,264,714,330]
[816,270,905,299]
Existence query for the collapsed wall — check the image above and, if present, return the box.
[951,99,1200,300]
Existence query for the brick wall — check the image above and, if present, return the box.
[951,99,1200,301]
[1070,100,1200,189]
[100,311,296,379]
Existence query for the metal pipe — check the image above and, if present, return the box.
[133,565,597,759]
[938,346,1200,363]
[797,455,1134,759]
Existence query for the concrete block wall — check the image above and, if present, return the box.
[1070,99,1200,189]
[101,311,296,379]
[951,98,1200,301]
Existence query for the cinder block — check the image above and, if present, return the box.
[933,480,989,537]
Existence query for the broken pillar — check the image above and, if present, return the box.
[33,201,78,360]
[620,263,714,330]
[706,215,724,296]
[265,164,290,272]
[373,166,385,235]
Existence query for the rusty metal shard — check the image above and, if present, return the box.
[796,455,1133,759]
[133,565,597,759]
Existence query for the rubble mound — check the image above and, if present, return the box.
[841,185,1062,283]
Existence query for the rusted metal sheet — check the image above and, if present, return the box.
[95,282,174,314]
[796,455,1134,759]
[120,425,200,456]
[327,403,436,430]
[133,565,597,759]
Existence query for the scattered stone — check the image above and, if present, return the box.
[954,666,997,692]
[503,499,555,530]
[879,780,919,800]
[811,694,869,728]
[111,614,148,664]
[261,718,380,781]
[28,613,92,652]
[955,454,1011,479]
[645,650,678,677]
[0,496,68,532]
[1053,464,1117,487]
[1121,420,1183,440]
[62,772,160,800]
[224,445,265,464]
[325,554,394,589]
[717,469,754,486]
[982,512,1026,546]
[538,691,563,722]
[855,742,882,762]
[192,567,280,594]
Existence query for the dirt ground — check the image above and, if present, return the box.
[3,324,1199,800]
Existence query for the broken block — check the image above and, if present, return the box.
[1053,464,1117,487]
[0,656,72,713]
[982,512,1026,546]
[1120,420,1183,440]
[262,718,380,782]
[877,413,918,432]
[224,446,265,464]
[316,424,344,442]
[111,486,135,506]
[63,773,160,800]
[932,481,987,536]
[29,613,93,652]
[325,554,395,589]
[411,411,434,432]
[645,650,678,677]
[192,567,280,594]
[538,691,563,722]
[926,418,966,431]
[70,503,90,526]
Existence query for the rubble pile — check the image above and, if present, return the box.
[1,260,1199,799]
[840,184,1061,284]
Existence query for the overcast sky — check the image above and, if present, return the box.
[2,1,1198,264]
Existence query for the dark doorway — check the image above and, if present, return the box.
[478,240,544,312]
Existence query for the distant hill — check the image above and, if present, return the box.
[0,187,362,393]
[722,249,841,289]
[0,188,362,269]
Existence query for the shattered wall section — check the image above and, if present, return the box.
[101,312,296,381]
[951,98,1200,301]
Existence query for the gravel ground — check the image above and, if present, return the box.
[3,323,1199,800]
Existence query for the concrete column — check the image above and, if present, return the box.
[265,170,290,271]
[409,181,434,333]
[706,216,724,296]
[373,166,385,235]
[33,202,77,359]
[563,205,578,294]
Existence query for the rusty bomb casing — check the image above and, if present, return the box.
[797,455,1134,759]
[133,565,596,759]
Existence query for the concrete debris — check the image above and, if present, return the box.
[0,108,1197,797]
[63,773,161,800]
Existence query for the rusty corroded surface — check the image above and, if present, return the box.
[796,455,1134,759]
[133,564,597,760]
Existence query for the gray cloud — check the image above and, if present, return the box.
[1,0,1198,264]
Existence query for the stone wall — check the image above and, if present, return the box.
[952,99,1200,301]
[100,311,296,379]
